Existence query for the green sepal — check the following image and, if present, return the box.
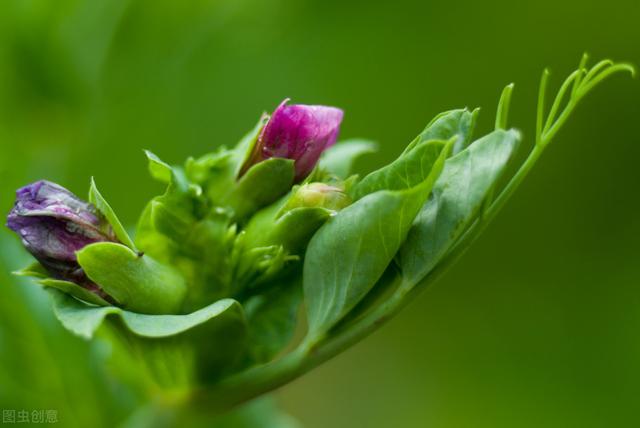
[77,242,187,315]
[89,177,136,250]
[224,158,295,221]
[13,261,49,278]
[13,262,110,306]
[234,114,269,176]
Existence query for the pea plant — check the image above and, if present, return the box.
[6,55,633,425]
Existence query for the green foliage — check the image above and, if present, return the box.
[3,46,634,427]
[404,108,478,155]
[304,154,448,336]
[319,139,378,179]
[398,129,520,285]
[352,138,452,199]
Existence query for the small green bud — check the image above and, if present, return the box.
[283,183,351,213]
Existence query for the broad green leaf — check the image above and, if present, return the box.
[244,279,302,363]
[319,139,378,178]
[304,170,444,336]
[77,242,187,315]
[352,138,452,199]
[226,158,295,220]
[89,178,136,250]
[49,288,244,340]
[398,129,520,286]
[39,278,110,306]
[404,108,478,155]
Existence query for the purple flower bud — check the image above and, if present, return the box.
[242,99,344,181]
[6,180,117,301]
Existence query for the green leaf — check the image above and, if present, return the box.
[352,138,452,199]
[89,178,136,250]
[38,278,111,306]
[244,279,302,363]
[403,108,478,155]
[319,139,377,178]
[398,128,520,286]
[77,242,187,315]
[49,288,244,340]
[303,169,445,336]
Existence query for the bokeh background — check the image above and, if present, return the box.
[1,1,638,427]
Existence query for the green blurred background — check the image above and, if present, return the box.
[1,0,638,427]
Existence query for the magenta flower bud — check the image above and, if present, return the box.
[6,180,117,300]
[242,99,344,181]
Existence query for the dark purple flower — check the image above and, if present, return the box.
[7,180,117,301]
[242,99,344,181]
